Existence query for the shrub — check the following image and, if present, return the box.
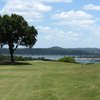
[0,55,34,61]
[58,56,76,63]
[15,56,33,61]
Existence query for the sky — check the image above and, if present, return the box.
[0,0,100,48]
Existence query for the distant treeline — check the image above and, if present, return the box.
[0,47,100,57]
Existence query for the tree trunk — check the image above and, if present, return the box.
[9,46,14,63]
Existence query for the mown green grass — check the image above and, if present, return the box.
[0,61,100,100]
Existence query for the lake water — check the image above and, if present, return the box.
[16,54,100,64]
[17,54,78,60]
[75,58,100,64]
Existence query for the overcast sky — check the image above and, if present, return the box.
[0,0,100,48]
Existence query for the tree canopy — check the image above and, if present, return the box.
[0,14,38,63]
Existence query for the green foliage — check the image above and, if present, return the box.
[0,14,38,62]
[0,55,34,61]
[15,56,33,61]
[0,55,10,61]
[0,14,38,48]
[58,56,76,63]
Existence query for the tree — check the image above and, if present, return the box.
[0,14,38,63]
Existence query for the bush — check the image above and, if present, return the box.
[14,56,34,61]
[0,55,34,62]
[58,56,76,63]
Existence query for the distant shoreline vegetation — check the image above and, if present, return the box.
[0,55,55,62]
[0,55,100,64]
[0,47,100,58]
[0,55,78,64]
[0,46,100,64]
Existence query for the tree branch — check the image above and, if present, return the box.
[13,43,20,52]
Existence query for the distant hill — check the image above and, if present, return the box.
[0,47,100,56]
[48,46,63,50]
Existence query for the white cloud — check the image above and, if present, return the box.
[52,10,100,43]
[36,25,100,48]
[52,10,95,29]
[52,10,93,19]
[37,26,81,41]
[83,4,100,11]
[34,2,52,12]
[0,0,52,22]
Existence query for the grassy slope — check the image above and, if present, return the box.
[0,61,100,100]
